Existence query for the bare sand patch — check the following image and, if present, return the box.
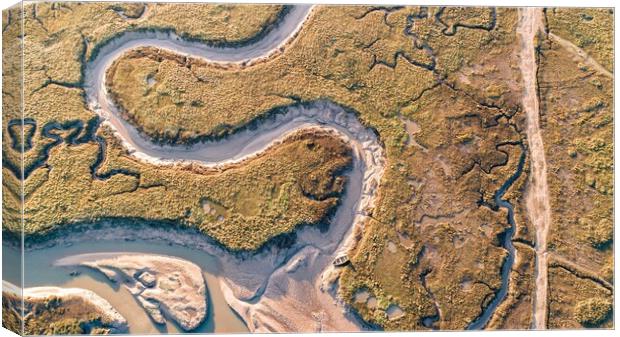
[56,253,207,331]
[386,304,405,321]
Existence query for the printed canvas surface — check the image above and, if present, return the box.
[1,1,614,335]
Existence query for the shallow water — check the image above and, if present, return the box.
[7,241,248,334]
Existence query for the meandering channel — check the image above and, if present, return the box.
[467,147,526,329]
[19,4,388,333]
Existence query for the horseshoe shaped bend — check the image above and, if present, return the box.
[80,3,386,333]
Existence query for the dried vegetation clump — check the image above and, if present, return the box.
[573,297,613,327]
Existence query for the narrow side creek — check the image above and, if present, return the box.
[468,146,527,329]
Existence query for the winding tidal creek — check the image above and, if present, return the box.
[15,4,388,333]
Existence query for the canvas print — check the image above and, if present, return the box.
[1,1,614,335]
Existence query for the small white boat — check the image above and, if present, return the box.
[333,254,350,267]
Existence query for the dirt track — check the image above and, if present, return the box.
[548,32,613,79]
[517,7,551,330]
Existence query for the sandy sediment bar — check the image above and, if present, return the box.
[56,253,208,331]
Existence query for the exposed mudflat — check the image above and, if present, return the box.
[13,239,248,334]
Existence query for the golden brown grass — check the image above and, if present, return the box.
[3,2,613,331]
[547,266,613,328]
[339,83,526,330]
[2,5,24,238]
[538,16,613,286]
[2,290,121,335]
[20,2,283,85]
[103,6,529,328]
[537,14,614,328]
[487,243,535,329]
[106,7,520,146]
[2,290,22,335]
[22,127,351,251]
[573,297,613,327]
[137,3,284,45]
[7,3,527,330]
[4,1,287,235]
[545,8,613,72]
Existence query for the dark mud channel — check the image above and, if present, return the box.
[468,145,527,329]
